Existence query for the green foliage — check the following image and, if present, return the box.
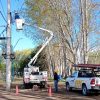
[29,45,48,71]
[25,0,51,26]
[13,49,32,74]
[88,50,100,64]
[0,63,5,72]
[0,57,6,81]
[0,57,5,72]
[14,46,48,74]
[34,46,48,71]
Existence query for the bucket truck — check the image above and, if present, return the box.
[15,13,53,88]
[23,25,53,88]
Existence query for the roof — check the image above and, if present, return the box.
[73,64,100,68]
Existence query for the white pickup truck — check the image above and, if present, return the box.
[23,67,47,89]
[66,67,100,95]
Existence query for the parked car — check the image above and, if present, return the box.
[65,64,100,95]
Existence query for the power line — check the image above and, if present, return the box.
[0,11,7,23]
[11,0,25,21]
[15,0,20,10]
[19,2,25,11]
[0,25,6,27]
[0,0,6,19]
[0,27,7,36]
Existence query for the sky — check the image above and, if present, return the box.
[0,0,100,52]
[0,0,36,51]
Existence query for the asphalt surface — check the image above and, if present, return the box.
[0,83,100,100]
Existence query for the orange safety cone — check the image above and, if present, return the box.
[48,85,52,96]
[16,85,19,95]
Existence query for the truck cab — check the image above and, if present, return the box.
[23,67,47,88]
[66,71,78,88]
[66,64,100,95]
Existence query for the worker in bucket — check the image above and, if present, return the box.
[54,71,59,92]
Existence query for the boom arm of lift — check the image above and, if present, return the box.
[25,23,53,68]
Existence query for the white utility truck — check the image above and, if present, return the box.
[24,67,48,88]
[22,24,53,88]
[66,64,100,95]
[15,13,53,88]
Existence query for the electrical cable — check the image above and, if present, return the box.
[0,27,7,37]
[0,25,6,27]
[0,0,6,19]
[15,0,20,11]
[12,0,25,22]
[19,1,25,11]
[0,11,7,23]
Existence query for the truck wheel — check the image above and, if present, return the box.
[24,83,31,89]
[40,82,46,88]
[82,84,88,96]
[66,82,70,91]
[24,83,28,89]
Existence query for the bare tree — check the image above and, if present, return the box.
[24,0,100,76]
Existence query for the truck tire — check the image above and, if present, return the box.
[24,83,33,89]
[82,84,88,96]
[24,83,28,89]
[40,82,46,88]
[66,82,71,91]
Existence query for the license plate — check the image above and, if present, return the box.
[30,80,39,83]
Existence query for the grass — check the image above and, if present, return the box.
[0,77,66,85]
[0,79,4,84]
[0,77,23,85]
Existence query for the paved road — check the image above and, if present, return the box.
[0,85,100,100]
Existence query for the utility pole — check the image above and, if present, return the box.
[6,0,11,91]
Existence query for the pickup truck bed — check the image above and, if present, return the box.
[66,68,100,95]
[24,71,47,88]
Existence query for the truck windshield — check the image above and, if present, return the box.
[78,69,100,77]
[94,71,100,77]
[71,72,77,77]
[31,72,39,75]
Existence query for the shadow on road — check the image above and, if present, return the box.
[0,83,100,100]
